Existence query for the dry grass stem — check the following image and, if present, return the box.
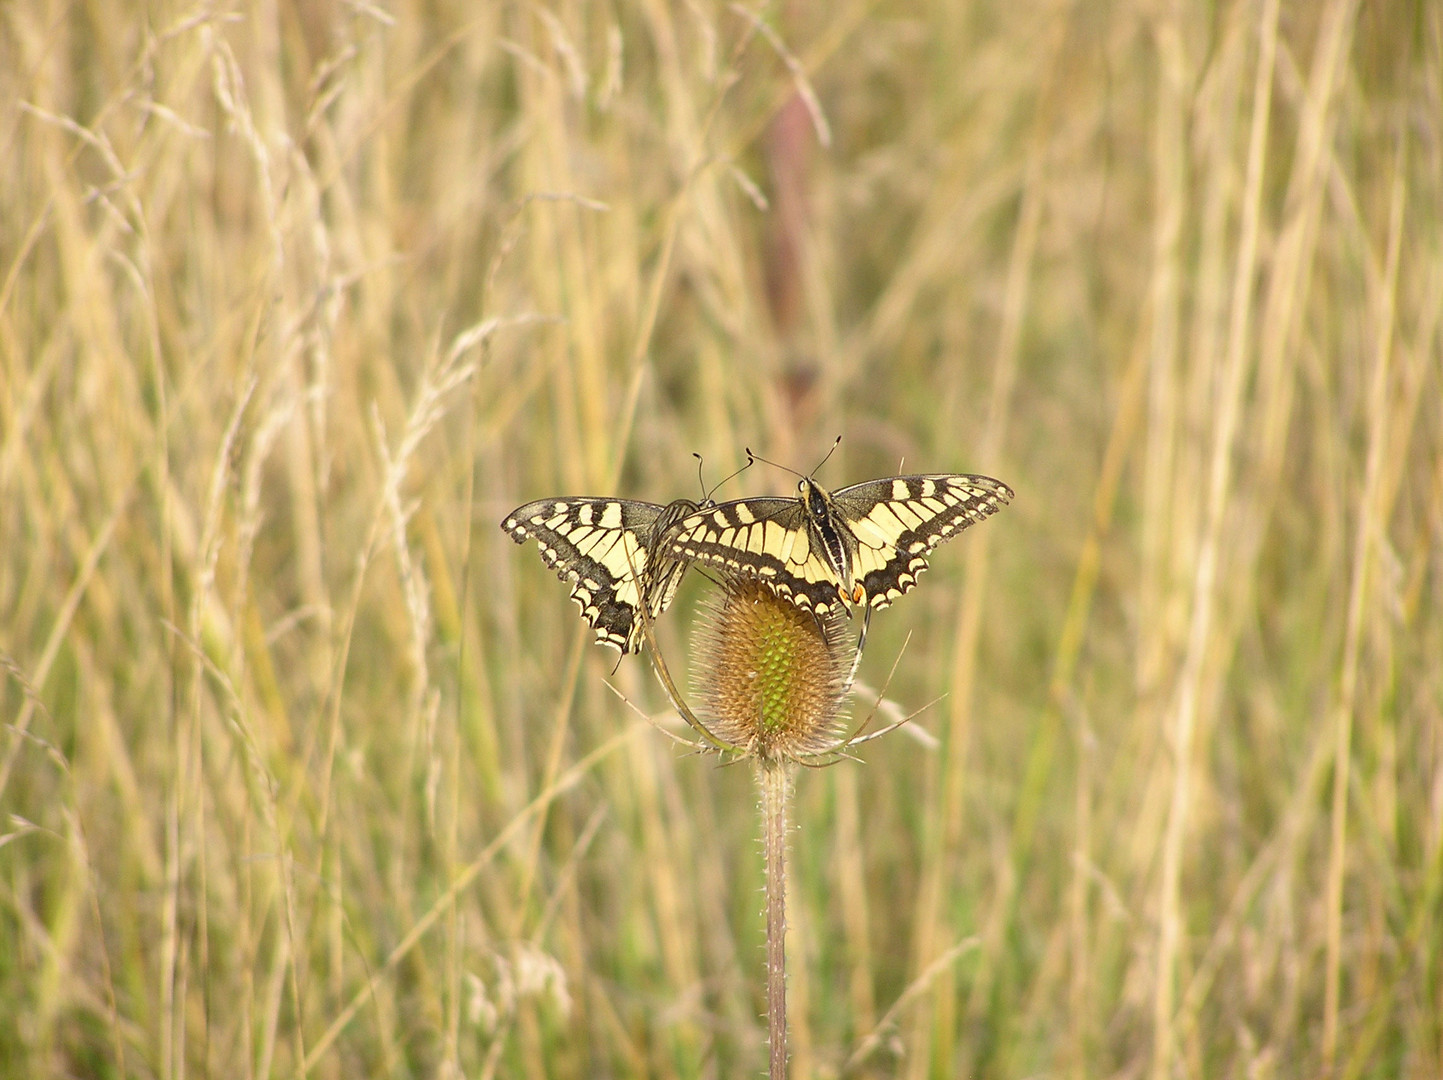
[2,1,1438,1076]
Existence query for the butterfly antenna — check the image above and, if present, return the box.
[813,434,843,475]
[744,446,802,481]
[693,452,706,497]
[745,434,843,481]
[693,451,754,503]
[711,456,753,498]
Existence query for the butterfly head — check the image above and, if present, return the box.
[799,477,832,520]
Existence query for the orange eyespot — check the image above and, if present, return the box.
[851,583,866,603]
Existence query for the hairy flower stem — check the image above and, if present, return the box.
[680,577,855,1075]
[760,760,792,1080]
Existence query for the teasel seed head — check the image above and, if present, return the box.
[692,575,853,762]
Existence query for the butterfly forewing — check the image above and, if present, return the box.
[665,472,1014,614]
[829,474,1014,609]
[502,496,699,653]
[668,498,851,614]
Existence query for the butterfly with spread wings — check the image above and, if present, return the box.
[501,496,704,654]
[664,472,1014,616]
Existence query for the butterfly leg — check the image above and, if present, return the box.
[841,605,871,696]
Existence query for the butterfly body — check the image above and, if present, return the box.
[667,473,1014,615]
[502,496,705,653]
[799,478,861,602]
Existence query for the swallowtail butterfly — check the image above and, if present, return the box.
[665,472,1014,615]
[502,496,703,654]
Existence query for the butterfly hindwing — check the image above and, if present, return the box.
[502,496,699,653]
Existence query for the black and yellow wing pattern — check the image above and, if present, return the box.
[665,474,1014,615]
[502,497,701,653]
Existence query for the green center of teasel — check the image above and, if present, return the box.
[752,597,813,732]
[694,577,853,760]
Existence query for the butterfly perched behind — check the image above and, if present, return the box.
[664,472,1014,616]
[501,496,704,654]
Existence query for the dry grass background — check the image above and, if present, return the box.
[2,0,1441,1077]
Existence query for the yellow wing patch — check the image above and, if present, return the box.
[502,495,703,654]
